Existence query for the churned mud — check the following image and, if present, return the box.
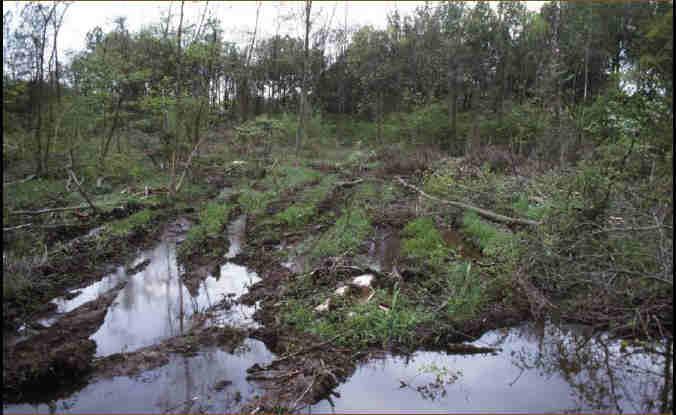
[3,285,125,403]
[3,163,672,414]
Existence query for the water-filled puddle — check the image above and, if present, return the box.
[91,241,260,356]
[311,322,672,414]
[4,339,274,414]
[34,217,260,357]
[38,266,128,327]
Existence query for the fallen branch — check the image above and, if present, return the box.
[10,201,120,216]
[68,169,100,215]
[591,225,672,235]
[3,223,32,232]
[11,205,94,216]
[335,178,364,188]
[3,174,36,187]
[444,343,501,354]
[252,335,341,372]
[395,176,541,227]
[291,375,316,412]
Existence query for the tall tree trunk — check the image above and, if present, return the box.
[376,90,384,144]
[100,94,123,164]
[169,0,185,199]
[241,1,261,122]
[296,0,312,155]
[447,54,457,152]
[583,27,590,102]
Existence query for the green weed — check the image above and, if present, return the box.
[461,212,516,258]
[283,287,427,348]
[445,262,486,321]
[311,207,372,259]
[179,201,232,258]
[107,209,160,238]
[238,189,276,215]
[401,217,452,268]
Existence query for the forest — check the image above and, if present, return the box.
[2,1,673,413]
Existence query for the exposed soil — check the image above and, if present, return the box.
[6,155,661,412]
[3,207,171,332]
[3,283,125,403]
[227,171,530,410]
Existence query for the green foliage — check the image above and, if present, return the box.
[238,189,276,215]
[496,102,549,154]
[275,204,316,228]
[283,287,427,348]
[179,201,232,258]
[511,193,548,221]
[444,261,485,320]
[4,178,75,210]
[351,181,396,210]
[2,271,33,303]
[234,116,287,149]
[461,212,517,258]
[400,102,449,144]
[107,209,160,238]
[272,174,337,229]
[311,207,372,259]
[401,217,451,268]
[267,165,321,191]
[198,201,232,236]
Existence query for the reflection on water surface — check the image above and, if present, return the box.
[310,322,672,414]
[5,339,274,414]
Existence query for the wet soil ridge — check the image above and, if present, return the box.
[3,284,124,403]
[3,149,672,413]
[3,214,261,404]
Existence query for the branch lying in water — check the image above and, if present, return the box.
[395,176,542,227]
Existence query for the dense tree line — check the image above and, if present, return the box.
[3,1,673,175]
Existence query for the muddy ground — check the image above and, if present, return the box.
[3,145,670,412]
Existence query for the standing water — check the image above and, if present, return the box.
[3,216,672,413]
[4,216,273,413]
[4,339,274,413]
[310,322,672,414]
[90,240,260,356]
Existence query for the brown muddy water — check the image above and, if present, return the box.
[3,218,673,413]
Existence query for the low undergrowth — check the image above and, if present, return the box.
[274,174,338,229]
[310,207,372,259]
[399,216,491,323]
[283,284,427,349]
[178,201,232,260]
